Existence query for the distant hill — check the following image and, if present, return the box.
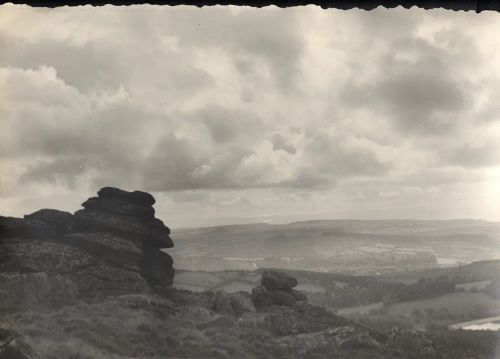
[171,220,500,274]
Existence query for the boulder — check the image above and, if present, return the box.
[272,290,297,307]
[261,270,297,290]
[293,301,330,318]
[230,291,256,316]
[24,209,73,233]
[251,286,274,309]
[286,288,308,302]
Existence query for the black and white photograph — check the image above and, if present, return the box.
[0,2,499,358]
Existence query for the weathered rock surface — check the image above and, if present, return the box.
[73,210,173,248]
[24,209,73,233]
[271,289,298,307]
[0,237,94,274]
[230,291,256,316]
[140,244,174,286]
[0,216,56,239]
[82,196,155,221]
[64,232,142,268]
[0,187,175,309]
[74,186,172,249]
[261,270,298,290]
[251,286,274,309]
[286,288,308,302]
[98,187,156,206]
[68,264,149,297]
[251,271,308,309]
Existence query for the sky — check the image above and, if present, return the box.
[0,5,499,228]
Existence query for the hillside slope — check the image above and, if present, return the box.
[1,188,498,358]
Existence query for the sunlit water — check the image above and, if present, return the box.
[462,322,500,331]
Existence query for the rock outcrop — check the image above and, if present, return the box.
[0,187,175,310]
[251,270,308,309]
[73,187,174,286]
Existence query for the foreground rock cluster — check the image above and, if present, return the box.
[208,270,310,318]
[251,270,308,309]
[0,187,174,310]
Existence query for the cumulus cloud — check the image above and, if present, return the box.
[271,132,296,154]
[1,5,499,225]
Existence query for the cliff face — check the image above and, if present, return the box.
[0,187,174,311]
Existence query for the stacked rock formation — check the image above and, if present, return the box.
[251,270,308,309]
[73,187,174,286]
[0,187,174,310]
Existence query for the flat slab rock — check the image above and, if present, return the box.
[82,197,155,221]
[98,187,155,206]
[73,210,173,248]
